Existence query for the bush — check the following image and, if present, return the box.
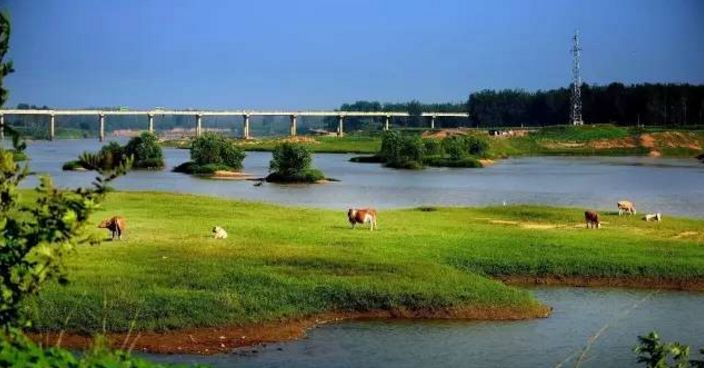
[61,160,83,171]
[191,133,245,169]
[267,143,326,182]
[125,132,164,169]
[379,131,426,169]
[423,138,444,156]
[426,156,482,168]
[0,329,192,368]
[442,136,467,160]
[465,135,490,156]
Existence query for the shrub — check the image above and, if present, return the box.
[61,160,83,171]
[379,131,426,169]
[75,142,130,171]
[379,130,403,163]
[465,135,490,156]
[267,143,326,183]
[191,132,245,170]
[125,132,164,169]
[423,138,443,156]
[634,331,704,368]
[425,156,482,168]
[442,136,467,160]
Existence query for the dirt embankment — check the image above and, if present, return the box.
[501,276,704,291]
[28,305,550,355]
[588,132,702,156]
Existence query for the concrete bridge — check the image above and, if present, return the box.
[0,109,470,141]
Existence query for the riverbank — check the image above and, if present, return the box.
[22,191,704,354]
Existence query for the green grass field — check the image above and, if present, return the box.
[240,135,381,153]
[24,191,704,335]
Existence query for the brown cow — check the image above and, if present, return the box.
[584,210,600,229]
[98,216,127,240]
[347,208,377,231]
[617,200,636,216]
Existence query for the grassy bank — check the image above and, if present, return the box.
[488,125,704,158]
[164,125,704,160]
[24,191,704,339]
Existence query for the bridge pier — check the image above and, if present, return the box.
[195,114,203,137]
[148,114,154,133]
[337,115,344,137]
[0,114,4,141]
[242,114,250,139]
[384,115,390,131]
[430,115,436,129]
[289,115,297,136]
[49,114,55,140]
[99,113,105,142]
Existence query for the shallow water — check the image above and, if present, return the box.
[14,138,704,217]
[138,287,704,368]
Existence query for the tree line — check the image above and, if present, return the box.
[340,83,704,128]
[467,83,704,127]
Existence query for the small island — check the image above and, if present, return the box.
[265,142,329,183]
[172,132,249,179]
[351,130,487,169]
[63,132,165,171]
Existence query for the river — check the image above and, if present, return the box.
[15,138,704,217]
[8,138,704,366]
[138,287,704,368]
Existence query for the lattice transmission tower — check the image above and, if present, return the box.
[570,30,584,125]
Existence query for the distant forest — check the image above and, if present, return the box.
[342,83,704,128]
[7,83,704,137]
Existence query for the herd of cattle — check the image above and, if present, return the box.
[97,202,660,240]
[584,200,662,229]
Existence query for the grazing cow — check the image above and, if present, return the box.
[347,208,377,231]
[644,213,662,222]
[98,216,127,240]
[584,210,600,229]
[212,226,228,239]
[617,200,637,216]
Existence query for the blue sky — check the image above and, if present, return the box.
[2,0,703,109]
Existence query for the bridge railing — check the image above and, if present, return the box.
[0,109,470,141]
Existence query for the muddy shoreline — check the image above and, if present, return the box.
[501,275,704,291]
[28,305,550,355]
[27,277,704,355]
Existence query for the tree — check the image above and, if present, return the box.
[267,142,325,183]
[1,129,131,328]
[0,11,13,108]
[634,331,704,368]
[190,132,245,170]
[124,132,165,169]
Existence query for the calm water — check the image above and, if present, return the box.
[13,138,704,217]
[139,287,704,368]
[9,139,704,366]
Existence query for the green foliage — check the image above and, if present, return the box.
[267,143,325,182]
[62,160,83,171]
[442,136,467,160]
[379,131,425,169]
[464,135,490,156]
[77,142,130,172]
[533,124,631,142]
[191,132,245,170]
[423,138,443,156]
[0,129,130,329]
[124,132,164,169]
[0,328,197,367]
[425,156,482,168]
[21,194,704,334]
[0,11,14,108]
[634,331,704,368]
[467,83,704,127]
